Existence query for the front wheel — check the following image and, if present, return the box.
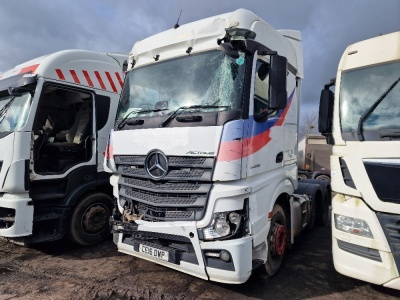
[68,193,113,246]
[265,203,287,276]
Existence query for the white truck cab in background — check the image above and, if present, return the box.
[0,50,126,245]
[106,9,330,283]
[319,32,400,290]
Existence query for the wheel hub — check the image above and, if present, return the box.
[82,205,108,234]
[269,223,286,256]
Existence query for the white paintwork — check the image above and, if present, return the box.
[0,50,125,237]
[330,32,400,288]
[111,9,306,283]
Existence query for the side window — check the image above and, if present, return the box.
[254,60,270,118]
[33,85,94,174]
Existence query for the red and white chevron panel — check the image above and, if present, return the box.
[55,68,124,93]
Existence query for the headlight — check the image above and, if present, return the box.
[334,214,374,238]
[202,211,242,240]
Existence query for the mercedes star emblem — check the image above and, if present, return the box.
[145,150,169,180]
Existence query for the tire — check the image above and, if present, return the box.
[68,192,113,246]
[304,179,331,227]
[265,203,287,276]
[315,174,330,181]
[316,188,331,226]
[298,173,309,180]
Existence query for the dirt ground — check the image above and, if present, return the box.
[1,218,399,300]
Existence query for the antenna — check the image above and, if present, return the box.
[174,10,182,29]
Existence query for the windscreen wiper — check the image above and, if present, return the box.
[160,105,229,127]
[357,76,400,141]
[117,108,168,129]
[0,96,16,123]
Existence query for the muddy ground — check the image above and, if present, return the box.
[0,217,399,300]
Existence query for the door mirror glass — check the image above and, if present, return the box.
[269,55,287,110]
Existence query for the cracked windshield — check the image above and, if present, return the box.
[339,61,400,133]
[117,50,246,119]
[0,92,32,132]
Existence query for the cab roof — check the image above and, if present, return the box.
[0,50,127,93]
[130,9,303,78]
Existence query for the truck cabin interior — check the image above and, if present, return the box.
[33,85,93,174]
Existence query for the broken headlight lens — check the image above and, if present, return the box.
[202,211,242,240]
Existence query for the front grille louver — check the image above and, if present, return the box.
[115,155,214,222]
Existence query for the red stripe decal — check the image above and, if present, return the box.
[94,71,106,90]
[55,69,66,80]
[82,70,94,87]
[19,64,39,74]
[115,72,124,88]
[70,70,80,84]
[105,72,117,93]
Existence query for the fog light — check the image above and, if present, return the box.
[220,251,230,262]
[205,252,220,258]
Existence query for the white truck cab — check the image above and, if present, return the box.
[106,9,330,283]
[319,32,400,289]
[0,50,126,245]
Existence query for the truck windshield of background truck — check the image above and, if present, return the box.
[116,50,246,122]
[0,91,32,133]
[339,61,400,141]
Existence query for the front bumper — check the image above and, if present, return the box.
[0,193,33,237]
[332,194,400,289]
[115,220,253,284]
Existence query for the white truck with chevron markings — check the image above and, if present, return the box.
[0,50,126,245]
[105,9,330,283]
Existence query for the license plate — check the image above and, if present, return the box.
[139,244,169,261]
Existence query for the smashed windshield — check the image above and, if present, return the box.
[0,92,32,132]
[339,61,400,133]
[117,50,246,119]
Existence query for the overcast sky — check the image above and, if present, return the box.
[0,0,399,115]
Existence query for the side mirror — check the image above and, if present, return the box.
[122,60,128,72]
[269,55,287,110]
[8,86,33,96]
[219,43,240,59]
[318,88,334,143]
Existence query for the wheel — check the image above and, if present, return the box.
[265,203,287,276]
[68,193,113,246]
[298,173,309,180]
[316,190,330,226]
[315,174,330,181]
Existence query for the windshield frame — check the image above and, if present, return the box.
[0,90,33,133]
[339,61,400,141]
[116,49,248,129]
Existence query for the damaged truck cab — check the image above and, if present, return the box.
[106,9,330,283]
[0,50,125,245]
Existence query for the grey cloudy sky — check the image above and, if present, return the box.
[0,0,399,114]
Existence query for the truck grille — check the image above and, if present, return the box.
[115,155,214,222]
[377,212,400,273]
[363,159,400,204]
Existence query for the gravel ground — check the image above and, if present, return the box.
[0,215,399,300]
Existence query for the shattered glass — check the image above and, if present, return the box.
[339,61,400,132]
[117,50,246,119]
